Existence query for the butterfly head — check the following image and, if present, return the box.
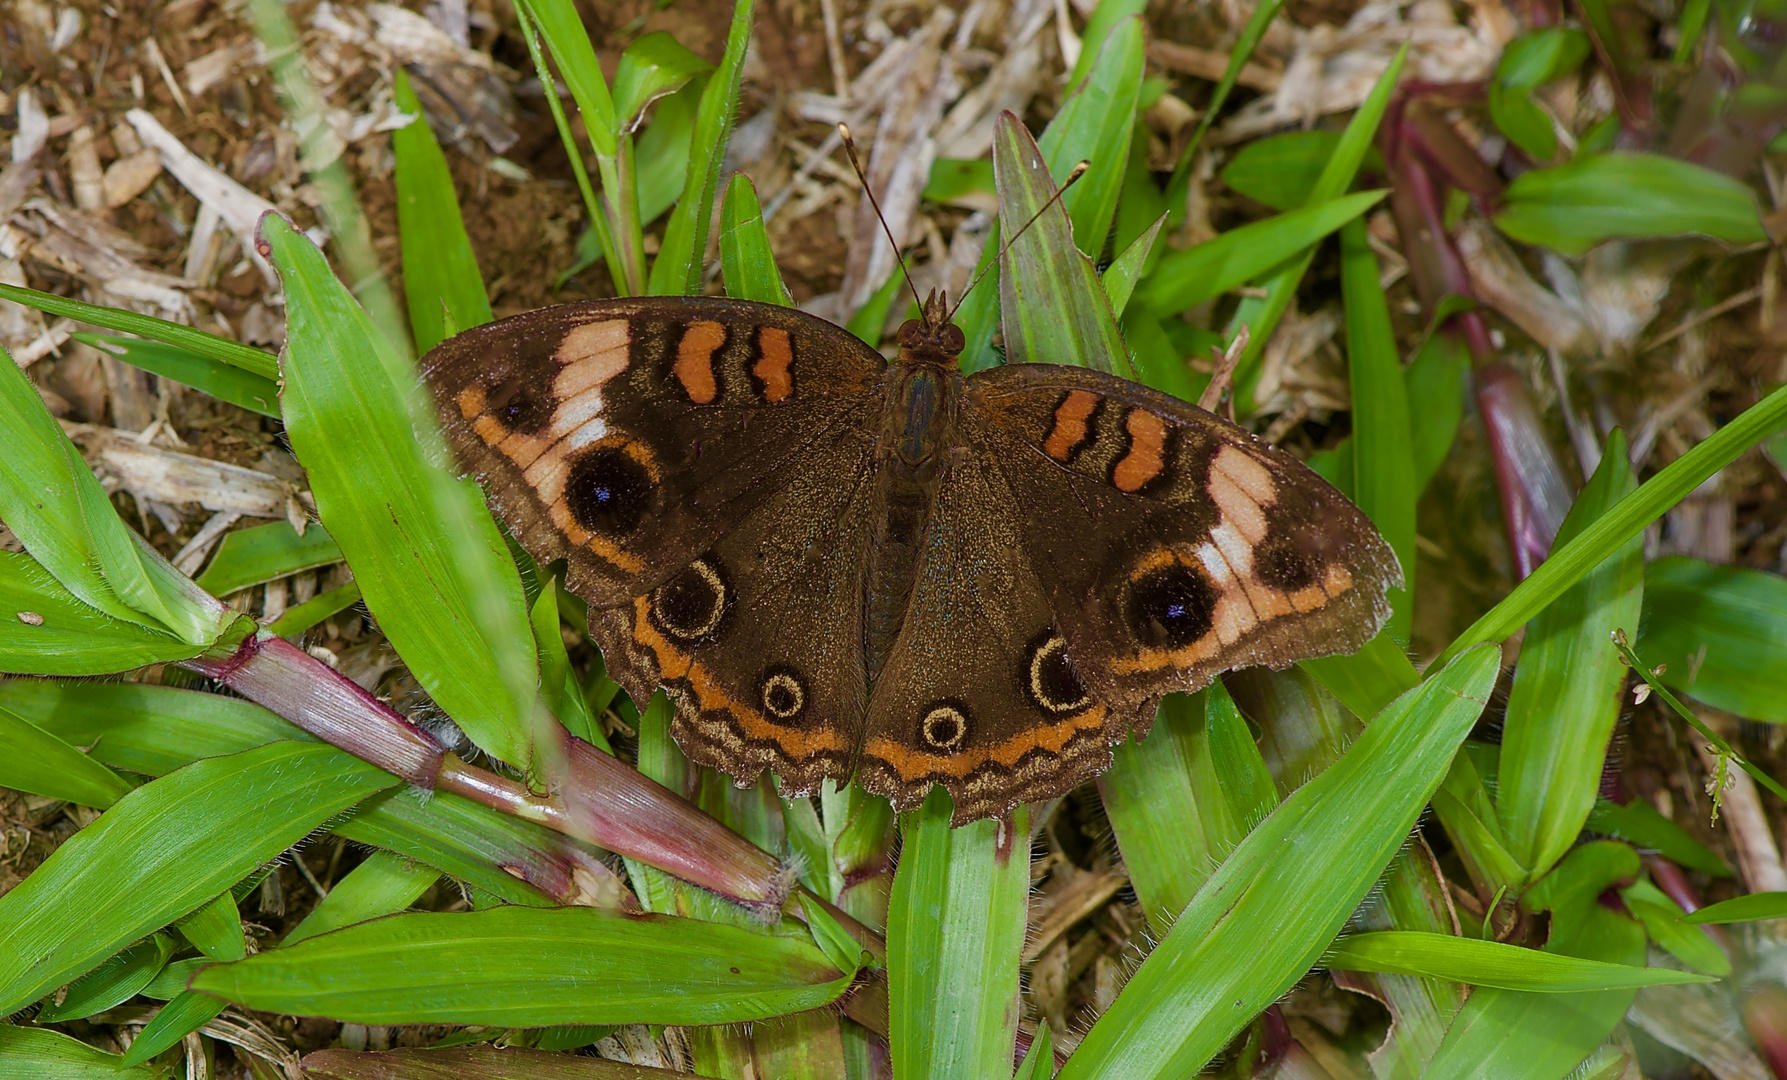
[896,289,966,367]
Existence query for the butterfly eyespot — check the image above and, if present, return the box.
[491,381,553,434]
[920,703,970,752]
[650,557,729,642]
[1025,632,1092,715]
[1254,534,1322,593]
[566,446,653,536]
[759,667,808,721]
[1125,562,1219,649]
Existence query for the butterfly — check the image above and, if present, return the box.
[419,289,1400,824]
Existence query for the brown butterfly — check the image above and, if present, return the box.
[419,284,1400,823]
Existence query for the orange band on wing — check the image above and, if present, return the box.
[1044,389,1099,461]
[674,321,724,404]
[630,596,849,757]
[1112,408,1168,492]
[862,703,1108,780]
[754,326,794,402]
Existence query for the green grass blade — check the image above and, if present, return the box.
[1065,0,1145,93]
[1434,383,1787,669]
[1103,213,1164,318]
[0,281,277,380]
[33,933,178,1023]
[1639,556,1787,722]
[1324,931,1712,991]
[1133,190,1387,316]
[1682,890,1787,923]
[1584,797,1730,877]
[636,83,701,225]
[845,266,905,348]
[1298,629,1419,722]
[613,32,712,132]
[720,173,793,306]
[1219,44,1407,413]
[0,1024,165,1078]
[1014,1021,1055,1080]
[0,703,133,808]
[994,113,1131,376]
[75,333,280,418]
[519,0,616,156]
[1406,332,1470,493]
[0,355,231,646]
[393,69,493,354]
[1342,217,1415,643]
[284,850,441,946]
[263,579,362,638]
[0,679,310,776]
[1036,15,1144,262]
[1495,152,1765,256]
[176,890,246,962]
[194,521,342,597]
[0,740,393,1015]
[1060,646,1499,1079]
[1619,879,1730,975]
[1166,0,1285,212]
[1221,130,1352,211]
[647,0,753,296]
[1497,433,1643,878]
[1206,680,1276,830]
[304,1046,723,1079]
[261,213,542,771]
[0,552,203,675]
[192,905,853,1025]
[888,790,1029,1080]
[118,990,228,1067]
[1098,693,1217,932]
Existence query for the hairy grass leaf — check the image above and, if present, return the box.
[118,990,228,1067]
[1061,646,1498,1079]
[720,173,793,306]
[301,1045,722,1079]
[1324,931,1711,990]
[393,69,493,354]
[1102,213,1164,318]
[194,520,342,597]
[285,850,441,946]
[193,905,853,1025]
[1584,797,1731,877]
[262,213,542,771]
[1495,152,1765,255]
[0,703,133,808]
[0,740,393,1015]
[0,1023,167,1078]
[0,281,277,380]
[1098,692,1216,932]
[0,553,202,675]
[33,933,178,1023]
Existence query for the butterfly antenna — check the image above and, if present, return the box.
[944,160,1090,324]
[837,122,927,319]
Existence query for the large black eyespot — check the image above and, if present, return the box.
[920,701,970,752]
[1024,631,1092,715]
[565,446,652,536]
[1254,534,1321,593]
[1125,562,1219,649]
[759,666,809,721]
[490,378,553,433]
[650,557,729,642]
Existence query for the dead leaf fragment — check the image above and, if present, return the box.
[16,611,43,626]
[102,149,163,208]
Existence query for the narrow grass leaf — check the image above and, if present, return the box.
[1436,383,1787,668]
[720,174,793,306]
[74,333,280,417]
[0,705,133,808]
[301,1045,725,1079]
[994,113,1131,376]
[514,2,615,291]
[518,0,616,156]
[1323,931,1711,990]
[141,958,206,1001]
[635,82,701,225]
[612,32,711,132]
[264,579,362,638]
[1060,645,1498,1079]
[1219,44,1407,413]
[1497,433,1643,877]
[175,891,246,961]
[1206,681,1276,829]
[1423,841,1646,1078]
[888,789,1030,1080]
[193,904,852,1025]
[1167,0,1285,206]
[0,678,309,777]
[1432,753,1525,894]
[1014,1021,1055,1080]
[1639,556,1787,722]
[1584,797,1731,877]
[1103,213,1164,318]
[1036,16,1144,260]
[0,740,393,1015]
[0,1024,167,1079]
[1098,693,1216,932]
[1342,217,1416,643]
[531,581,603,750]
[1299,629,1420,722]
[0,281,277,380]
[195,521,342,597]
[285,850,441,946]
[1495,152,1765,256]
[394,69,493,354]
[647,0,752,296]
[0,353,230,646]
[1134,190,1386,316]
[119,990,228,1067]
[1406,332,1470,493]
[1066,0,1145,92]
[1682,890,1787,924]
[0,553,201,675]
[1620,879,1730,975]
[262,214,541,770]
[34,933,178,1023]
[1220,131,1349,211]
